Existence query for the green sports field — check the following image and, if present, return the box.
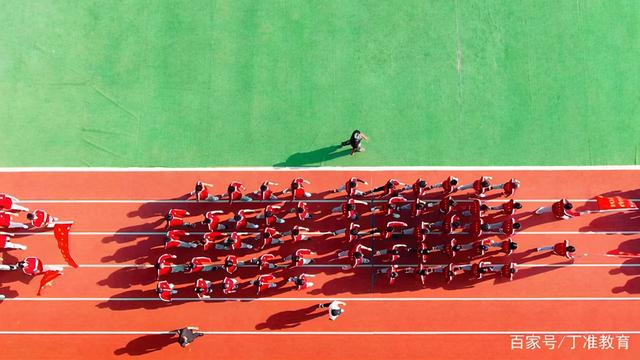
[1,0,639,167]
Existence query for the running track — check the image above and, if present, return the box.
[0,168,639,359]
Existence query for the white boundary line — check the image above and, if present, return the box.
[3,297,640,302]
[0,330,637,335]
[2,165,640,172]
[46,263,640,268]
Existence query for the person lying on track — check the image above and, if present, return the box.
[333,177,368,197]
[430,176,459,195]
[490,178,520,197]
[202,210,226,231]
[227,209,260,230]
[330,198,368,221]
[397,197,428,217]
[376,264,401,285]
[0,211,28,229]
[363,178,406,198]
[422,214,461,236]
[482,218,521,236]
[457,176,493,198]
[333,223,377,243]
[245,253,279,270]
[535,239,576,259]
[0,231,27,250]
[215,231,254,251]
[164,230,198,250]
[370,195,407,219]
[258,227,285,249]
[156,254,187,278]
[534,198,588,219]
[282,225,334,242]
[253,180,279,200]
[290,201,313,220]
[256,204,286,226]
[191,181,218,202]
[282,177,312,201]
[287,273,317,290]
[219,181,252,204]
[337,243,373,270]
[373,244,409,262]
[284,248,317,268]
[185,257,220,273]
[251,274,278,295]
[164,209,195,229]
[427,195,457,215]
[0,256,63,275]
[156,280,177,302]
[0,193,29,212]
[404,177,430,198]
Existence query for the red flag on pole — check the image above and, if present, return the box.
[37,270,62,295]
[54,222,78,268]
[595,196,638,212]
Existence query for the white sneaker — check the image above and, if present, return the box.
[534,207,544,215]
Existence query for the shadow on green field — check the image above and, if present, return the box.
[273,144,351,167]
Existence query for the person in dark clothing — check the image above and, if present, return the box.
[340,130,369,155]
[173,326,205,348]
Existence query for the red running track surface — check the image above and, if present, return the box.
[0,169,639,359]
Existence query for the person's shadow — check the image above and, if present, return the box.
[273,145,351,167]
[113,333,175,356]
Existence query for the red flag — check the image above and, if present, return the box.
[37,270,62,295]
[596,196,638,211]
[54,222,78,268]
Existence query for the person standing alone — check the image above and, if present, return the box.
[341,130,369,155]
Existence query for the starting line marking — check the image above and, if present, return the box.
[4,297,640,302]
[0,330,638,335]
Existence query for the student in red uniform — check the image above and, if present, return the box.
[333,223,375,243]
[164,230,198,249]
[424,238,461,258]
[490,178,520,197]
[535,240,576,259]
[0,232,27,250]
[282,226,333,242]
[202,210,227,231]
[482,218,521,236]
[484,199,523,216]
[245,253,278,270]
[364,179,406,198]
[256,205,285,226]
[407,242,430,262]
[221,277,239,294]
[428,196,457,215]
[228,209,260,230]
[331,198,368,221]
[416,221,432,243]
[460,199,488,218]
[489,238,518,255]
[251,274,278,295]
[378,220,413,239]
[155,254,187,278]
[0,194,29,212]
[534,199,585,219]
[405,264,432,286]
[373,244,408,262]
[253,181,279,200]
[424,213,460,235]
[291,201,313,220]
[156,280,177,302]
[429,263,460,284]
[376,265,400,285]
[284,248,316,268]
[194,278,214,299]
[282,177,312,201]
[191,181,219,202]
[222,255,240,274]
[164,209,195,229]
[454,238,493,257]
[0,211,28,229]
[430,176,459,195]
[220,181,252,204]
[215,232,254,251]
[337,243,373,270]
[398,198,428,218]
[258,227,285,249]
[26,209,58,228]
[461,216,485,239]
[456,261,492,280]
[10,256,63,275]
[371,195,406,219]
[404,178,430,198]
[334,177,369,197]
[199,231,224,251]
[185,257,219,274]
[287,273,317,290]
[458,176,492,197]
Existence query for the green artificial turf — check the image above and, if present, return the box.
[1,0,638,167]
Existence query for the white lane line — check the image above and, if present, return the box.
[4,297,640,302]
[0,330,638,335]
[18,199,638,204]
[14,231,640,236]
[47,263,640,268]
[2,165,640,171]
